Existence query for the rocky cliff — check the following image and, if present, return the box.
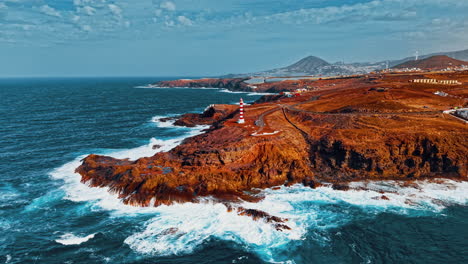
[77,71,468,209]
[154,78,251,91]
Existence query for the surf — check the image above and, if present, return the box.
[43,97,467,263]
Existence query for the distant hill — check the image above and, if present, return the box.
[282,56,330,73]
[222,48,468,78]
[227,55,377,77]
[393,55,468,70]
[388,49,468,67]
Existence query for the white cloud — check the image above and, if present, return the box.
[403,31,426,39]
[247,0,420,26]
[154,9,162,17]
[160,1,176,11]
[71,15,80,22]
[177,15,193,26]
[1,0,466,49]
[73,0,97,6]
[22,24,33,31]
[165,20,175,27]
[39,5,62,18]
[108,4,122,18]
[432,18,451,25]
[81,25,92,31]
[79,6,96,16]
[0,2,7,19]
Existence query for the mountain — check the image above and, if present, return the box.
[229,55,381,77]
[223,48,468,78]
[393,55,468,70]
[240,56,332,77]
[282,56,330,73]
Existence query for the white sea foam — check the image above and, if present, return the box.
[150,115,177,128]
[124,180,467,262]
[134,85,158,89]
[135,84,270,97]
[247,92,277,96]
[0,185,20,202]
[138,86,221,90]
[56,233,96,245]
[218,89,250,94]
[49,124,209,214]
[124,202,303,258]
[47,115,468,262]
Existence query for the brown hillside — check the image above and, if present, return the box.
[76,71,468,208]
[394,55,468,70]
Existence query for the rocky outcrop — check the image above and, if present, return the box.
[77,117,467,207]
[154,78,251,91]
[159,104,238,127]
[76,124,314,206]
[153,77,317,93]
[76,71,468,210]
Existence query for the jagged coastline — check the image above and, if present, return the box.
[77,71,468,214]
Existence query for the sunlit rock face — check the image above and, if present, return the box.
[77,71,468,207]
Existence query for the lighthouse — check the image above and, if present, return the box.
[238,98,245,124]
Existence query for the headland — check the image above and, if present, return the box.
[76,70,468,221]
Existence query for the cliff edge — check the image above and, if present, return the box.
[77,71,468,207]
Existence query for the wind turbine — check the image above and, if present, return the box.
[415,51,419,61]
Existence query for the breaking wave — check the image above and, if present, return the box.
[218,89,250,94]
[247,92,277,96]
[218,89,270,96]
[150,115,178,128]
[55,233,96,245]
[47,116,468,263]
[135,85,221,90]
[135,84,274,98]
[123,180,468,262]
[49,124,209,214]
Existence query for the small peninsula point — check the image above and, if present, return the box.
[76,70,468,208]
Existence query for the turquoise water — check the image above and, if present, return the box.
[0,78,467,264]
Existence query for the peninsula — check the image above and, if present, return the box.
[76,70,468,211]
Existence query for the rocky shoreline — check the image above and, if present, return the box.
[76,72,468,224]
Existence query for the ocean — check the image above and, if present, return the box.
[0,77,467,264]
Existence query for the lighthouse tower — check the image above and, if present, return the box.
[238,98,245,124]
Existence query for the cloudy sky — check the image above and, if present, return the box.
[0,0,467,77]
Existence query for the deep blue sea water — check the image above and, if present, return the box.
[0,78,467,264]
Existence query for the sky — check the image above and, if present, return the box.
[0,0,467,77]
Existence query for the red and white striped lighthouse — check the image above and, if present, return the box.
[238,98,245,124]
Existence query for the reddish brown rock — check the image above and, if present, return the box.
[173,104,238,127]
[332,183,350,191]
[380,195,390,200]
[393,55,468,70]
[76,71,468,209]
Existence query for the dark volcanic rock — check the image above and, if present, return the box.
[161,104,238,127]
[154,78,251,91]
